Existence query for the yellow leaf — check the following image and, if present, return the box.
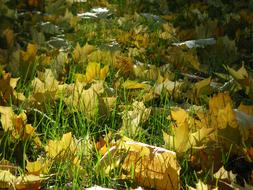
[193,77,211,97]
[20,43,38,62]
[0,106,15,132]
[227,64,253,96]
[170,107,188,126]
[45,132,72,159]
[0,73,16,105]
[85,62,109,83]
[30,69,59,103]
[45,132,79,164]
[15,174,49,190]
[96,137,108,155]
[154,79,183,100]
[64,81,101,119]
[238,103,253,116]
[100,140,180,190]
[184,51,200,70]
[0,107,41,143]
[227,64,248,81]
[188,180,218,190]
[73,43,95,62]
[0,170,16,189]
[133,33,149,48]
[88,50,116,65]
[121,101,151,137]
[86,62,101,82]
[122,80,150,90]
[165,107,215,153]
[166,47,200,71]
[26,158,49,175]
[0,169,50,190]
[99,97,117,116]
[100,64,109,80]
[209,93,237,128]
[166,108,190,153]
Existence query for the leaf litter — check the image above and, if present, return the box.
[0,0,253,189]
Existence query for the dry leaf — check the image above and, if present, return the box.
[191,77,211,101]
[0,73,24,105]
[165,108,190,153]
[30,69,59,104]
[64,81,101,119]
[3,28,14,48]
[227,64,253,97]
[26,158,49,175]
[122,80,150,90]
[113,55,133,76]
[209,92,238,129]
[121,101,151,137]
[188,180,218,190]
[45,132,79,164]
[73,43,95,62]
[0,169,50,190]
[84,62,109,83]
[165,107,214,153]
[20,43,38,62]
[0,106,15,132]
[238,103,253,116]
[100,139,180,190]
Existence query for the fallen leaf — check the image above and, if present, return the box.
[209,92,238,129]
[0,73,23,105]
[0,106,15,132]
[113,55,133,76]
[20,43,38,62]
[26,158,49,175]
[121,101,151,137]
[30,69,59,104]
[165,108,190,153]
[3,28,14,48]
[64,81,101,119]
[84,62,109,83]
[188,180,218,190]
[122,80,150,90]
[73,43,95,63]
[45,132,79,163]
[190,77,211,103]
[0,169,49,190]
[238,103,253,116]
[100,139,180,190]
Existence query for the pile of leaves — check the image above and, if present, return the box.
[0,0,253,189]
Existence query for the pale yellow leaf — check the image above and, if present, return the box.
[227,64,248,81]
[121,101,151,137]
[0,106,15,132]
